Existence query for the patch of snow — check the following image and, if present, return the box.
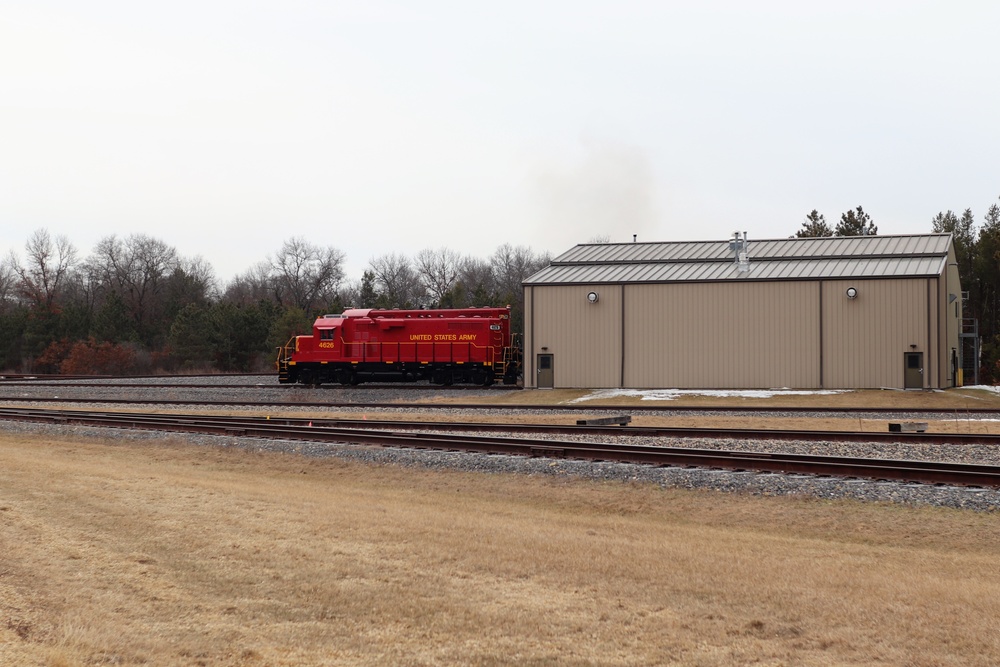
[960,385,1000,394]
[567,388,851,403]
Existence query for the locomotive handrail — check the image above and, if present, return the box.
[275,336,299,382]
[337,338,496,364]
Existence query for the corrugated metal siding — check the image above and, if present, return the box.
[524,287,535,387]
[530,286,623,388]
[822,279,929,388]
[623,282,820,389]
[943,255,961,386]
[525,276,955,389]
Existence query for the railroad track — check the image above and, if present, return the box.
[3,376,1000,416]
[3,392,1000,417]
[3,407,999,489]
[0,381,520,391]
[0,373,270,381]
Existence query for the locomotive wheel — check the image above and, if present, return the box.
[431,370,453,386]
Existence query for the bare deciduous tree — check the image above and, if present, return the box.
[0,258,17,309]
[89,234,180,341]
[415,247,462,307]
[223,261,275,306]
[269,237,346,314]
[491,243,550,301]
[368,252,425,309]
[179,256,219,300]
[451,256,496,307]
[8,229,78,310]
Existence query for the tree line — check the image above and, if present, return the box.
[794,199,1000,383]
[6,200,1000,381]
[0,232,550,375]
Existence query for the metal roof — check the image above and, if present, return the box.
[525,234,952,285]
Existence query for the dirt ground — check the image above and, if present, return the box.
[2,427,999,666]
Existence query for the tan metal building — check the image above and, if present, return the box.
[522,234,963,390]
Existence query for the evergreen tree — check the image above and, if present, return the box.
[210,302,273,372]
[835,206,877,236]
[0,304,27,371]
[795,210,833,238]
[357,271,380,308]
[269,307,312,352]
[93,290,137,342]
[973,200,1000,381]
[169,303,215,369]
[932,209,976,296]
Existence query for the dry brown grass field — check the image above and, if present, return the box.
[2,415,1000,666]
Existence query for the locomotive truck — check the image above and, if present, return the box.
[276,306,522,386]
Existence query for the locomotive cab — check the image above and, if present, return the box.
[314,314,344,347]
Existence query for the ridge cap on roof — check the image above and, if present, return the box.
[568,232,950,248]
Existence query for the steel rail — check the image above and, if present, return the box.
[0,408,1000,446]
[2,408,999,488]
[0,373,271,382]
[278,416,1000,446]
[0,382,520,391]
[5,408,1000,445]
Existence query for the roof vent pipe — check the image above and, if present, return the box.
[729,231,751,272]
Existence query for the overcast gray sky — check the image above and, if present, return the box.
[2,1,998,283]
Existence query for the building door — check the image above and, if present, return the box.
[904,352,923,389]
[537,354,554,389]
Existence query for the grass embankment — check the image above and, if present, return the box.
[1,431,999,666]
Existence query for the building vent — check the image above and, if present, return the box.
[730,231,750,273]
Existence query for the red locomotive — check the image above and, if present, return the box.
[276,306,522,386]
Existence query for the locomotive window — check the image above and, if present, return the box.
[320,330,334,340]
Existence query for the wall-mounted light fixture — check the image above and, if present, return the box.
[846,287,858,299]
[587,291,599,304]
